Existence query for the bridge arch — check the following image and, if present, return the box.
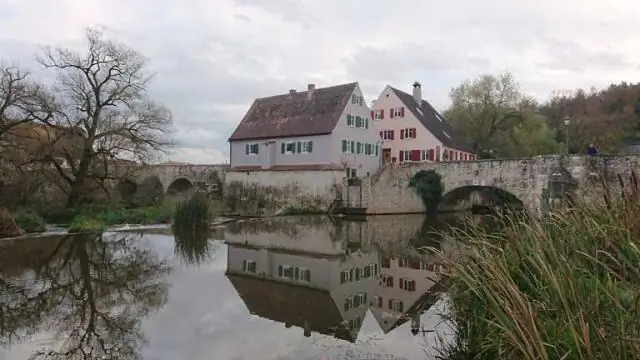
[438,185,524,213]
[166,177,194,196]
[137,175,164,205]
[116,180,138,203]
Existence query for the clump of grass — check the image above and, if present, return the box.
[68,215,106,233]
[13,209,46,233]
[0,207,22,238]
[434,173,640,360]
[172,192,216,265]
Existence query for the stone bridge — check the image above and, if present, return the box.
[346,155,640,215]
[114,163,229,202]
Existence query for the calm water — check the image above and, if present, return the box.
[0,214,477,360]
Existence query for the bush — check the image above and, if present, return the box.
[436,181,640,359]
[0,207,22,238]
[409,169,444,214]
[13,209,46,233]
[68,215,106,233]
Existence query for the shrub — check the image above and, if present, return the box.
[435,177,640,359]
[68,215,106,233]
[0,207,22,238]
[13,209,46,233]
[409,170,444,214]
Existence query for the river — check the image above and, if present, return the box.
[0,213,481,360]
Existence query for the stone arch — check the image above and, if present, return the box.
[166,178,194,196]
[137,175,164,205]
[438,185,524,213]
[116,180,138,203]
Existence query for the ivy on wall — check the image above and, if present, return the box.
[409,170,444,214]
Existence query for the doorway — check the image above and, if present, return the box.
[382,148,391,164]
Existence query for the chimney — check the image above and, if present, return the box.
[307,83,315,100]
[412,81,422,104]
[289,89,296,95]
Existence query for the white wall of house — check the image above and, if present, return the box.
[372,85,475,163]
[229,134,333,169]
[330,83,381,177]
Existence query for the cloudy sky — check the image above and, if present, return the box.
[0,0,638,164]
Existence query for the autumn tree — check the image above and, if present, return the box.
[34,28,173,207]
[444,72,557,157]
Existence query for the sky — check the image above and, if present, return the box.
[0,0,639,164]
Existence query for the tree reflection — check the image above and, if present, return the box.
[0,232,172,359]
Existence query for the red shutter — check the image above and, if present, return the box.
[371,110,375,119]
[411,150,420,161]
[449,150,453,160]
[379,131,383,139]
[400,129,404,139]
[399,150,404,162]
[429,149,434,161]
[411,128,416,138]
[400,107,405,117]
[389,108,394,119]
[380,109,384,119]
[390,130,395,140]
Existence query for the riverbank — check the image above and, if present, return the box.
[436,195,640,359]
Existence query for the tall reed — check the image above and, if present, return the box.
[172,192,215,265]
[435,173,640,360]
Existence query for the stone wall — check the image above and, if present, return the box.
[349,155,640,215]
[224,169,344,216]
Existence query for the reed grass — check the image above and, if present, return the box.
[172,192,216,265]
[435,173,640,360]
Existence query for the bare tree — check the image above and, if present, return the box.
[35,27,173,207]
[0,64,50,139]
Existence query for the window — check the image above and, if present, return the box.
[245,143,259,155]
[389,299,404,312]
[281,142,296,154]
[342,139,350,153]
[398,258,408,267]
[348,317,362,330]
[340,269,353,284]
[373,109,384,120]
[399,150,411,162]
[421,149,428,161]
[344,296,354,311]
[242,260,256,273]
[399,278,416,291]
[389,107,405,118]
[368,263,378,276]
[355,116,362,128]
[356,142,362,154]
[349,140,355,153]
[434,111,445,122]
[301,141,313,153]
[382,275,394,287]
[297,267,311,281]
[278,264,294,279]
[347,114,354,127]
[442,130,451,139]
[372,296,383,308]
[380,130,394,140]
[400,128,417,139]
[351,94,364,105]
[356,293,367,306]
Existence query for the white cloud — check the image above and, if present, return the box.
[1,0,639,163]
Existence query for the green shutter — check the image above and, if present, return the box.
[308,141,313,153]
[346,114,352,126]
[296,142,301,153]
[365,118,369,129]
[245,144,249,155]
[281,143,285,154]
[375,145,379,156]
[342,140,347,152]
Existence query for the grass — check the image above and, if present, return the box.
[172,192,218,265]
[39,203,175,226]
[433,174,640,360]
[68,215,106,233]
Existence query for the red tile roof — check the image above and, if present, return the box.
[228,83,357,141]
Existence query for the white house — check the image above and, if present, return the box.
[371,82,476,164]
[228,82,382,178]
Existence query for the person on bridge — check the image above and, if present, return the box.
[586,143,599,156]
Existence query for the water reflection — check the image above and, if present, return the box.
[0,232,172,359]
[174,224,214,266]
[224,214,457,344]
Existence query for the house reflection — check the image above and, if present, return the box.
[224,215,448,342]
[224,217,378,342]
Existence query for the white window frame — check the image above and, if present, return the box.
[381,130,393,140]
[392,107,403,117]
[301,140,313,153]
[242,260,257,273]
[391,299,403,312]
[245,143,259,155]
[374,109,384,120]
[284,142,296,154]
